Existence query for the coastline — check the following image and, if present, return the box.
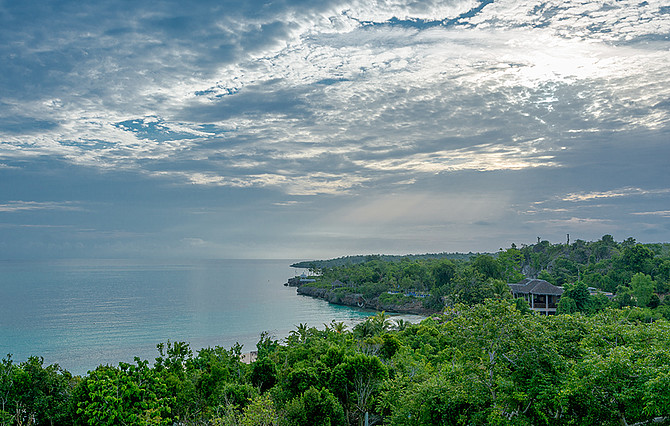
[295,284,438,316]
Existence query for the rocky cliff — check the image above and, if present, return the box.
[296,285,436,315]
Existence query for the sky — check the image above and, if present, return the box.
[0,0,669,260]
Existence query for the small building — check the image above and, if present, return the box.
[286,273,317,287]
[299,273,316,284]
[588,287,615,299]
[241,351,258,364]
[508,279,564,315]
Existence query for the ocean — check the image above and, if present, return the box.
[0,259,413,375]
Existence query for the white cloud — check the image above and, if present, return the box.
[561,187,670,202]
[1,0,668,197]
[632,210,670,217]
[0,201,82,213]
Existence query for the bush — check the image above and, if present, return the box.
[359,282,388,299]
[378,292,414,305]
[283,387,345,426]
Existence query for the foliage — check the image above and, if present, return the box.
[6,236,670,425]
[298,236,670,318]
[5,298,670,425]
[282,387,345,426]
[73,359,171,426]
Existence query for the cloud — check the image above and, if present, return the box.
[560,187,670,202]
[2,1,668,194]
[632,210,670,217]
[0,201,82,213]
[1,0,669,257]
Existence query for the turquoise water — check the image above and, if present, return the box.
[0,259,384,375]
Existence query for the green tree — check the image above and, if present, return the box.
[370,311,392,335]
[431,260,456,287]
[620,244,654,274]
[74,360,171,426]
[0,355,73,426]
[630,273,655,307]
[497,248,525,283]
[556,295,578,314]
[331,353,388,424]
[537,270,556,285]
[283,387,345,426]
[239,393,277,426]
[471,255,503,280]
[563,281,591,312]
[248,357,278,393]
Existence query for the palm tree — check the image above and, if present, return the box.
[353,319,375,339]
[491,279,512,299]
[289,323,309,343]
[371,311,392,335]
[330,320,347,334]
[394,318,407,331]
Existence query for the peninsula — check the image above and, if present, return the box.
[286,236,670,317]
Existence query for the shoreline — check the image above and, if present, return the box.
[295,284,438,316]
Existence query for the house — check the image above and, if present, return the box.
[241,351,258,364]
[508,279,564,315]
[286,273,317,287]
[588,287,615,299]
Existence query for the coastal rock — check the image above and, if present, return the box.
[296,286,436,315]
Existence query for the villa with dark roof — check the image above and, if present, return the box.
[508,278,564,315]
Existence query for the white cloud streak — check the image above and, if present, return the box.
[0,201,82,213]
[561,187,670,202]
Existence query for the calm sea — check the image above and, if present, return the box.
[0,259,409,375]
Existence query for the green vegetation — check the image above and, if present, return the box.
[296,236,670,317]
[290,253,475,269]
[4,301,670,425]
[4,236,670,425]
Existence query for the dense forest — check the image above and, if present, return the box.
[297,236,670,318]
[3,302,670,425]
[3,236,670,425]
[290,253,475,269]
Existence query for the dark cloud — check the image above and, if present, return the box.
[0,0,669,258]
[181,85,311,122]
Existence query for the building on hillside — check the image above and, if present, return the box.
[286,273,317,287]
[588,286,615,299]
[508,279,564,315]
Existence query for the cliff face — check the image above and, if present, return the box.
[296,286,436,315]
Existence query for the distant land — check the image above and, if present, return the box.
[287,236,670,317]
[290,252,477,269]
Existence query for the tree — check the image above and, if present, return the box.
[620,244,654,274]
[563,282,591,312]
[370,311,392,335]
[283,387,345,426]
[490,279,511,299]
[630,273,655,307]
[248,357,278,393]
[497,248,525,283]
[239,393,277,426]
[431,260,456,287]
[557,295,578,314]
[537,270,556,285]
[0,355,74,426]
[331,354,388,424]
[471,255,502,280]
[73,360,171,426]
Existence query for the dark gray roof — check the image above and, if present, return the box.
[508,279,564,296]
